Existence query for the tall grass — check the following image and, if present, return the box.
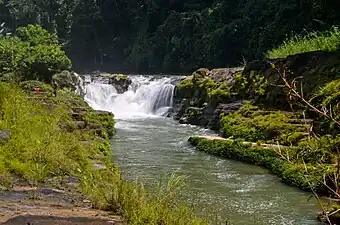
[80,169,211,225]
[0,82,213,225]
[0,82,90,185]
[266,27,340,59]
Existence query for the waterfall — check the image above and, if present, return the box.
[83,75,176,119]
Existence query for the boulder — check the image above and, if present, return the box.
[180,107,207,126]
[0,130,11,143]
[173,99,190,120]
[75,121,86,129]
[108,74,132,94]
[209,101,244,130]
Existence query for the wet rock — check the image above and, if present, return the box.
[108,74,132,94]
[180,107,208,126]
[0,130,11,144]
[173,99,190,120]
[1,215,121,225]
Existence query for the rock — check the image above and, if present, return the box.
[108,74,132,94]
[0,130,11,143]
[92,163,107,170]
[87,123,102,129]
[209,101,244,131]
[95,110,114,117]
[71,112,85,121]
[72,107,90,114]
[173,99,190,120]
[75,121,86,129]
[52,70,78,92]
[181,107,207,126]
[40,188,65,195]
[209,67,242,84]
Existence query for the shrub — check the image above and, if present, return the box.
[0,24,71,83]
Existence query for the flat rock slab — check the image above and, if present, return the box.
[191,136,288,149]
[1,215,120,225]
[0,184,122,224]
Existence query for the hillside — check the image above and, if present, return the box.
[1,0,340,72]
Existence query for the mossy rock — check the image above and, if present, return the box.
[108,74,132,94]
[85,110,115,138]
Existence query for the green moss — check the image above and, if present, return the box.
[189,137,333,194]
[220,104,306,145]
[114,74,129,81]
[231,70,268,97]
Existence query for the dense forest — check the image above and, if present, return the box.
[1,0,340,73]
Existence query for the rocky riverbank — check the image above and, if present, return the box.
[172,50,340,224]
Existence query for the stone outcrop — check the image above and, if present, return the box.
[172,50,340,133]
[108,74,132,94]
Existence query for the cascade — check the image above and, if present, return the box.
[83,75,177,118]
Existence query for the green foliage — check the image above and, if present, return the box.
[16,24,59,46]
[0,25,71,82]
[267,28,340,59]
[297,135,340,164]
[232,71,268,97]
[318,79,340,106]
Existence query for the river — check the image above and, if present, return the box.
[84,75,321,225]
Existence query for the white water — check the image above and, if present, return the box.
[84,75,175,119]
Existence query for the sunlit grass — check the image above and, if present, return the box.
[267,27,340,59]
[0,82,91,185]
[80,169,212,225]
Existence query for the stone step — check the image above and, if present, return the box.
[1,214,121,225]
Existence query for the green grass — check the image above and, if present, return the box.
[267,28,340,59]
[81,169,211,225]
[0,82,91,185]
